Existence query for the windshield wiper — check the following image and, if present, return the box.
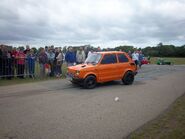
[85,61,96,65]
[91,62,97,65]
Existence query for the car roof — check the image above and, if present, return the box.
[95,51,127,54]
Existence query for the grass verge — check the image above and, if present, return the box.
[126,93,185,139]
[0,63,68,86]
[150,57,185,65]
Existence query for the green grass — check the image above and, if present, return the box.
[150,57,185,65]
[127,94,185,139]
[0,63,68,86]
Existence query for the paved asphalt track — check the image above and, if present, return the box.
[0,65,185,139]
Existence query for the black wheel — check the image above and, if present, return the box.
[83,75,97,89]
[122,71,134,85]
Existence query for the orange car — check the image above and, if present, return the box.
[67,51,137,89]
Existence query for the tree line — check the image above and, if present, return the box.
[1,43,185,57]
[113,43,185,57]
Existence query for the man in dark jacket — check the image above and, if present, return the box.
[0,46,13,79]
[38,48,48,78]
[65,47,76,67]
[0,46,3,78]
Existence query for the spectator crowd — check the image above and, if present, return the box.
[0,44,145,80]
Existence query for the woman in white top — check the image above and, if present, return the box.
[76,47,86,64]
[56,48,63,77]
[132,51,139,66]
[87,49,93,58]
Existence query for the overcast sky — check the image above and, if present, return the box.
[0,0,185,48]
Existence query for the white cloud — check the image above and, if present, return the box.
[0,0,185,48]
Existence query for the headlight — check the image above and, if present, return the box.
[76,70,80,75]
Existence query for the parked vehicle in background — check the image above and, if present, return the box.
[67,51,137,89]
[156,58,172,65]
[141,57,150,65]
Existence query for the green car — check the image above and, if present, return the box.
[156,58,172,65]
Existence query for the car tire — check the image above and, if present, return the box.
[122,71,134,85]
[83,75,97,89]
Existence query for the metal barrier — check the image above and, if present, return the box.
[0,57,65,79]
[0,57,35,79]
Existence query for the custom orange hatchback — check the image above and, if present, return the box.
[67,51,137,89]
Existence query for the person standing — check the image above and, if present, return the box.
[132,51,139,68]
[0,45,3,78]
[138,51,144,68]
[24,45,30,77]
[24,45,30,54]
[97,46,101,52]
[16,48,26,79]
[128,50,132,59]
[53,48,59,76]
[55,48,63,77]
[84,47,89,59]
[45,46,49,53]
[11,47,18,77]
[65,47,76,67]
[87,49,93,58]
[47,48,55,77]
[1,47,13,79]
[27,49,36,78]
[76,47,86,64]
[38,48,48,78]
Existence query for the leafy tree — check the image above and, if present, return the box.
[115,45,135,52]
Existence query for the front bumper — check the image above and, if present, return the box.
[134,71,138,75]
[67,73,84,84]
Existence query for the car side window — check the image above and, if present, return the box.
[101,54,117,64]
[118,54,129,63]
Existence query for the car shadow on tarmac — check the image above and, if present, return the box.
[70,80,146,90]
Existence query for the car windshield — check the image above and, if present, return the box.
[85,53,102,64]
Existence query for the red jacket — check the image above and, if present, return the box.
[16,52,26,65]
[11,50,18,58]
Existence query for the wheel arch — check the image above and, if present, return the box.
[122,70,135,85]
[83,74,97,89]
[84,73,97,80]
[122,69,134,77]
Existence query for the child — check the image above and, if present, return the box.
[45,63,51,76]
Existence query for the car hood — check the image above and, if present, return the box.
[68,63,95,71]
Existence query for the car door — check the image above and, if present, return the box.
[97,54,118,82]
[116,53,130,78]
